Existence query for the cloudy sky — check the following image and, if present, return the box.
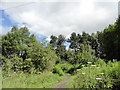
[0,0,119,40]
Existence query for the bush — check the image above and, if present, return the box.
[22,58,36,74]
[60,63,73,73]
[74,47,98,65]
[53,63,73,75]
[67,64,82,74]
[4,54,23,72]
[26,42,58,72]
[53,65,64,76]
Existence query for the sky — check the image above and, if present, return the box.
[0,0,119,41]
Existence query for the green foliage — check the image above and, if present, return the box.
[73,44,97,64]
[64,49,75,64]
[26,42,58,72]
[2,26,38,59]
[4,54,23,72]
[67,64,82,74]
[98,16,120,60]
[50,35,57,48]
[2,26,58,74]
[59,63,73,73]
[2,71,64,88]
[68,32,80,52]
[53,65,64,76]
[67,59,120,89]
[95,60,120,88]
[53,63,73,76]
[22,58,35,74]
[1,18,120,89]
[0,68,1,86]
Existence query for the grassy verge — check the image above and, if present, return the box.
[0,68,2,89]
[2,71,64,88]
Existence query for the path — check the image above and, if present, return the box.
[52,75,70,88]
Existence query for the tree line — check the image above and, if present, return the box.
[0,16,120,74]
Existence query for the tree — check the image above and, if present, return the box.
[68,32,80,53]
[2,26,37,60]
[56,35,66,60]
[98,16,120,60]
[64,49,75,64]
[74,43,96,64]
[26,42,58,72]
[50,35,57,49]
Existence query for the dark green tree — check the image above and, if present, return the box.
[98,16,120,60]
[56,35,66,60]
[50,35,57,49]
[68,32,80,53]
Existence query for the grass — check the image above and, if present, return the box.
[2,71,64,88]
[0,68,2,89]
[2,60,120,88]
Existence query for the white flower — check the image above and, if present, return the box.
[96,78,102,80]
[100,73,104,75]
[81,65,85,67]
[77,69,81,71]
[91,65,97,67]
[82,73,85,75]
[88,62,92,64]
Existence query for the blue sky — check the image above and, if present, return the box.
[0,9,47,41]
[0,9,70,45]
[0,10,17,27]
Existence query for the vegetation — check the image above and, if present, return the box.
[2,71,64,88]
[67,59,120,89]
[1,15,120,88]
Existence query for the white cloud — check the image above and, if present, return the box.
[46,36,51,42]
[1,0,118,37]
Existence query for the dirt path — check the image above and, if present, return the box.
[52,75,70,88]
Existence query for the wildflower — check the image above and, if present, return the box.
[91,65,97,67]
[77,69,81,71]
[81,65,85,67]
[82,73,85,75]
[100,73,104,75]
[96,78,102,80]
[88,62,92,64]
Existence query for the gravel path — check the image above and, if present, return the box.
[52,75,70,88]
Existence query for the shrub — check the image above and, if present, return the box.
[4,54,23,72]
[53,65,64,76]
[22,58,36,74]
[26,43,58,72]
[60,63,73,73]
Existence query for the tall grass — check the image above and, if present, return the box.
[2,71,64,88]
